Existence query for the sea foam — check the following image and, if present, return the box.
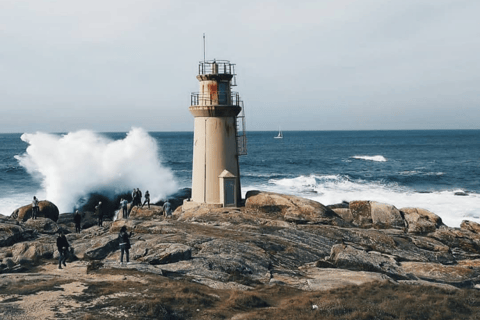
[15,128,178,213]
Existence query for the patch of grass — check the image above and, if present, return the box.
[0,278,69,296]
[10,264,480,320]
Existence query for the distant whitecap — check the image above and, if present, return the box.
[351,155,387,162]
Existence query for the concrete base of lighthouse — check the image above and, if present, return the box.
[182,200,224,211]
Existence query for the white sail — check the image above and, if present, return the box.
[274,127,283,139]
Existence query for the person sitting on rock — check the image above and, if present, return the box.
[95,201,103,226]
[141,190,150,209]
[120,198,128,219]
[56,232,70,269]
[74,210,81,233]
[32,196,39,220]
[163,199,172,217]
[118,226,133,265]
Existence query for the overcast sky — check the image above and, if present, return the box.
[1,0,479,133]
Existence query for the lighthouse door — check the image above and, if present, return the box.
[224,179,235,206]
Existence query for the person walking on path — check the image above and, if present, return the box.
[74,210,82,233]
[141,190,150,208]
[56,232,70,269]
[163,199,172,217]
[120,198,128,219]
[32,196,39,220]
[95,201,103,226]
[118,226,133,265]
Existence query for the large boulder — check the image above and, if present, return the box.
[131,241,192,265]
[349,201,373,228]
[83,235,120,260]
[11,241,55,264]
[331,208,354,223]
[401,207,443,234]
[400,260,480,286]
[371,202,405,229]
[128,205,164,219]
[327,244,406,279]
[460,220,480,234]
[0,223,28,247]
[245,191,340,224]
[350,201,405,229]
[24,218,60,234]
[11,200,59,222]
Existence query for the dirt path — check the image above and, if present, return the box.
[0,261,148,319]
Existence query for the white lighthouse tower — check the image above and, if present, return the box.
[184,59,247,209]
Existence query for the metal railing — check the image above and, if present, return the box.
[191,92,241,106]
[198,60,236,76]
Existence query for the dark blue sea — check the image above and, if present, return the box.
[1,130,479,227]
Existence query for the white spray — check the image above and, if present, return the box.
[15,128,178,213]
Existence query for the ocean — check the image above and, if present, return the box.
[0,129,479,227]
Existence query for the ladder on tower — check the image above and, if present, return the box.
[236,101,247,156]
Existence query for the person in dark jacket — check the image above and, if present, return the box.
[56,232,69,269]
[137,189,142,207]
[132,188,138,207]
[118,226,133,265]
[95,201,103,226]
[74,210,81,233]
[141,190,150,208]
[32,196,39,220]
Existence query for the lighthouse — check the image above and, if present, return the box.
[184,59,247,209]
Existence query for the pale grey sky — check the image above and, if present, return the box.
[1,0,479,133]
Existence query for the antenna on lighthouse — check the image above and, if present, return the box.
[203,33,206,64]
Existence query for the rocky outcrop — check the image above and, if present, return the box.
[3,190,480,295]
[11,200,60,222]
[401,207,444,234]
[327,244,406,279]
[11,241,55,264]
[0,223,28,247]
[83,235,119,260]
[245,191,344,225]
[24,218,60,235]
[350,201,405,229]
[131,241,192,265]
[128,205,164,219]
[461,220,480,234]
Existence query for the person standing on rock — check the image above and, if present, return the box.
[56,232,70,269]
[31,196,39,220]
[137,189,143,207]
[141,190,150,209]
[74,210,82,233]
[120,198,128,219]
[132,188,138,207]
[118,226,133,265]
[163,199,172,217]
[95,201,103,226]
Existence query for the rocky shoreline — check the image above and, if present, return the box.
[1,190,480,318]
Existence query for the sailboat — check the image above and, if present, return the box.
[274,127,283,139]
